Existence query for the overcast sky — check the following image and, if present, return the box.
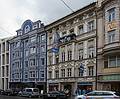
[0,0,96,38]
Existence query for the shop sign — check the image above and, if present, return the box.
[107,21,117,31]
[77,82,93,85]
[102,74,120,81]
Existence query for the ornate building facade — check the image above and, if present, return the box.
[45,2,97,94]
[9,20,47,92]
[97,0,120,91]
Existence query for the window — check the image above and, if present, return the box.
[30,59,35,66]
[104,56,120,68]
[41,34,45,41]
[16,42,20,47]
[78,68,84,77]
[108,8,115,22]
[30,71,35,78]
[109,56,116,67]
[6,66,9,77]
[104,58,108,68]
[41,45,45,52]
[68,50,72,61]
[88,47,94,58]
[25,40,28,46]
[55,70,59,78]
[41,58,45,65]
[15,51,19,57]
[30,36,36,42]
[78,49,83,60]
[62,52,65,62]
[48,71,52,79]
[40,71,44,78]
[55,55,59,64]
[78,25,84,34]
[88,20,94,31]
[49,37,52,45]
[30,46,36,54]
[88,66,94,76]
[25,25,31,33]
[25,61,28,67]
[67,68,72,77]
[108,30,115,43]
[25,50,29,56]
[61,69,65,78]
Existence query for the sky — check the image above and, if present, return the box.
[0,0,96,38]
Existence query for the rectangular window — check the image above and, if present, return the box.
[68,50,72,61]
[49,37,52,45]
[30,46,36,54]
[88,47,94,58]
[108,30,115,43]
[55,55,59,64]
[109,56,116,67]
[30,71,35,78]
[41,45,45,52]
[41,34,45,41]
[40,71,44,78]
[25,61,28,67]
[41,58,45,65]
[25,50,29,56]
[78,25,84,34]
[88,20,94,31]
[61,69,65,78]
[78,68,84,77]
[62,52,65,62]
[104,59,108,68]
[30,59,35,66]
[67,68,72,77]
[48,71,52,79]
[25,40,28,46]
[108,8,115,22]
[30,36,36,42]
[78,49,83,60]
[88,66,94,76]
[55,70,59,78]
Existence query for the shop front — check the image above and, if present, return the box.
[77,82,93,94]
[48,83,59,91]
[98,74,120,92]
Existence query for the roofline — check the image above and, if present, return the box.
[45,2,96,29]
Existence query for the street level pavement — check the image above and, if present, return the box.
[0,95,41,99]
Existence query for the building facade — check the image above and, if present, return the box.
[9,20,47,92]
[0,37,12,90]
[97,0,120,91]
[46,2,97,95]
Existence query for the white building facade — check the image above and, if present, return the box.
[0,37,12,90]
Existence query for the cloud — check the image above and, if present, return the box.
[0,0,96,38]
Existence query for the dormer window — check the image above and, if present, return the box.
[25,25,30,33]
